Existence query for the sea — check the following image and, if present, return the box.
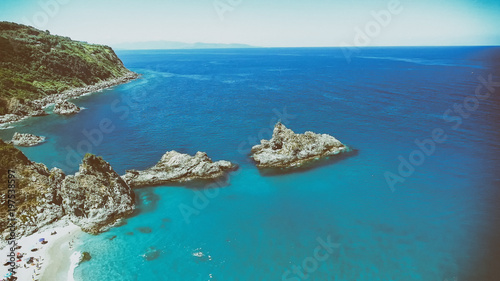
[1,47,499,281]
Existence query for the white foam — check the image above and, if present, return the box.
[67,251,82,281]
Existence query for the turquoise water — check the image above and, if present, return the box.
[1,47,499,280]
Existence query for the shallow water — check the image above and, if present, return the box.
[1,47,499,281]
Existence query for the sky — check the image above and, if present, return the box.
[0,0,499,47]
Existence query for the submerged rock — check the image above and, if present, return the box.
[251,122,348,168]
[10,132,46,146]
[143,247,160,261]
[122,151,236,188]
[60,154,135,234]
[53,100,80,115]
[136,227,152,234]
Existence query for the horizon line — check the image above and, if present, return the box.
[113,44,500,51]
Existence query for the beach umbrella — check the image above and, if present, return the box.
[38,238,45,242]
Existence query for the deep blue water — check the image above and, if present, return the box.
[1,47,500,281]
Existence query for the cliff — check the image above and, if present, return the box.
[61,154,135,234]
[0,21,138,116]
[0,140,135,239]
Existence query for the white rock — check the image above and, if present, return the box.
[10,132,45,146]
[53,100,80,115]
[251,122,348,168]
[122,151,236,188]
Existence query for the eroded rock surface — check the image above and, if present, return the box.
[0,141,135,241]
[61,154,135,234]
[251,122,348,168]
[10,132,46,146]
[123,151,236,188]
[53,100,81,115]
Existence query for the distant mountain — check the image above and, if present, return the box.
[112,41,257,50]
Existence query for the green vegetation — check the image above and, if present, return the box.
[0,21,133,114]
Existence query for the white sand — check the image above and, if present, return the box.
[0,220,82,281]
[67,251,83,281]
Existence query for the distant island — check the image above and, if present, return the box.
[0,21,138,124]
[112,40,257,50]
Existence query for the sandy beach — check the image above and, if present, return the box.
[0,220,82,281]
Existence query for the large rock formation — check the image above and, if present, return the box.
[53,100,81,115]
[251,122,348,168]
[61,154,135,234]
[122,151,236,188]
[0,140,135,240]
[3,98,48,118]
[0,140,65,239]
[10,132,46,146]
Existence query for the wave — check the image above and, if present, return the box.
[161,72,211,81]
[68,251,82,281]
[359,56,485,69]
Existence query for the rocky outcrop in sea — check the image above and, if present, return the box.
[61,154,135,234]
[0,140,135,240]
[10,132,46,146]
[53,100,81,115]
[251,122,348,168]
[122,151,236,188]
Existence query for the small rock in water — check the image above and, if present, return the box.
[10,132,45,147]
[53,100,81,115]
[109,235,117,241]
[80,252,92,263]
[192,249,212,262]
[125,232,134,236]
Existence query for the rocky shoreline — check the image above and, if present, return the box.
[0,71,139,126]
[0,121,348,241]
[0,143,238,242]
[251,122,348,168]
[122,150,237,188]
[0,142,136,240]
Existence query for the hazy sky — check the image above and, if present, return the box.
[1,0,499,47]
